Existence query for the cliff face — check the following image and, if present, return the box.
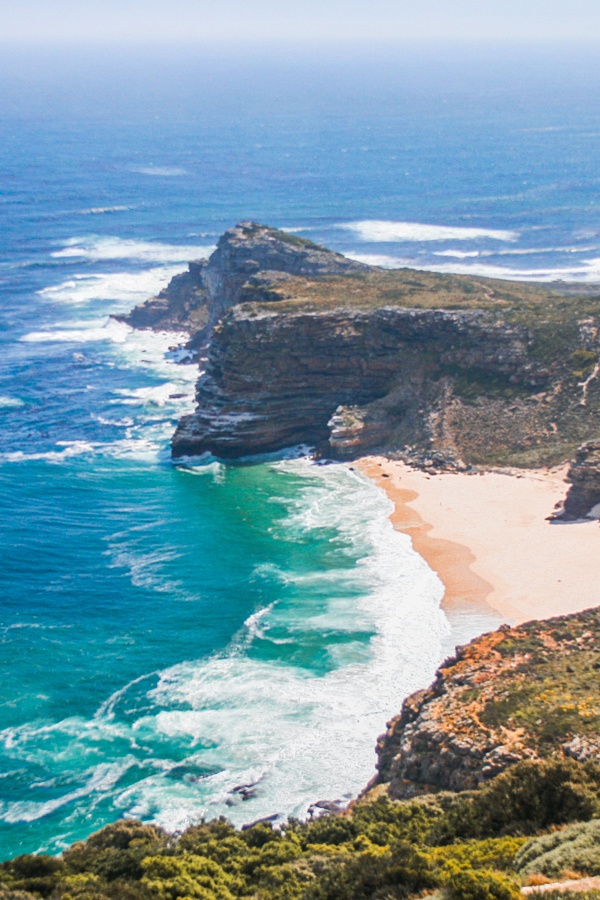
[123,222,600,468]
[171,305,542,459]
[554,440,600,520]
[370,607,600,800]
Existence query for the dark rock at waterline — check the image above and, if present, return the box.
[552,440,600,521]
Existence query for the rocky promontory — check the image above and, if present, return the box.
[124,222,600,470]
[369,607,600,800]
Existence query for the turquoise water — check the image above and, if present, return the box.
[3,41,600,857]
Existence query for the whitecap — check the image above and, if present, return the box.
[38,267,183,304]
[0,441,98,464]
[79,205,133,215]
[346,252,413,268]
[348,251,600,283]
[0,759,137,824]
[0,396,24,409]
[433,245,598,259]
[21,318,133,344]
[425,255,600,282]
[132,166,187,177]
[51,236,213,264]
[338,219,518,243]
[110,381,194,408]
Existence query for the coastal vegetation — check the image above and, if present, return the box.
[4,760,600,899]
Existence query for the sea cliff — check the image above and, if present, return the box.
[124,222,600,487]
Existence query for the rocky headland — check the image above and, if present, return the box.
[123,222,600,513]
[369,607,600,801]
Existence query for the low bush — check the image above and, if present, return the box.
[515,818,600,878]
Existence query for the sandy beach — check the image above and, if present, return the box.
[358,457,600,625]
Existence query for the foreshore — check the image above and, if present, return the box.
[358,457,600,625]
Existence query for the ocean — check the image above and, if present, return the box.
[1,40,599,858]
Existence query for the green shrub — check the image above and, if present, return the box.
[515,818,600,878]
[303,839,436,900]
[63,821,168,882]
[431,836,527,872]
[141,854,238,900]
[435,760,600,841]
[445,865,520,900]
[0,853,65,897]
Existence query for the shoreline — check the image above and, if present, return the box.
[357,457,600,625]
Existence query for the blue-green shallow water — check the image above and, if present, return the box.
[3,40,600,857]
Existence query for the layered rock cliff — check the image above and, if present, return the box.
[369,607,600,800]
[124,222,600,471]
[553,440,600,520]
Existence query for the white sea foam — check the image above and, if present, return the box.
[38,267,182,304]
[339,219,518,243]
[51,236,213,263]
[347,253,413,268]
[0,396,25,409]
[433,245,598,259]
[428,256,600,282]
[79,205,133,215]
[0,760,136,824]
[132,166,187,177]
[1,441,98,464]
[348,251,600,283]
[22,318,135,344]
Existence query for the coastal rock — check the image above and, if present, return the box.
[116,260,210,334]
[171,303,546,459]
[118,222,366,339]
[554,441,600,520]
[369,609,600,800]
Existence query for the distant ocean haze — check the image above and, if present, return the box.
[0,40,597,857]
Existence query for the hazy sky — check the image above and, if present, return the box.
[0,0,599,43]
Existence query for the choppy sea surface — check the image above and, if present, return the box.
[1,41,599,857]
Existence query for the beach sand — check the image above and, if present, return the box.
[358,457,600,625]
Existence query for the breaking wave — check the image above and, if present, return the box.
[338,219,518,243]
[51,236,213,264]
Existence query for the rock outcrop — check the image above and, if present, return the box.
[368,608,600,800]
[117,261,210,334]
[171,305,543,459]
[118,222,365,341]
[554,441,600,520]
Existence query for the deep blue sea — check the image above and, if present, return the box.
[1,40,599,858]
